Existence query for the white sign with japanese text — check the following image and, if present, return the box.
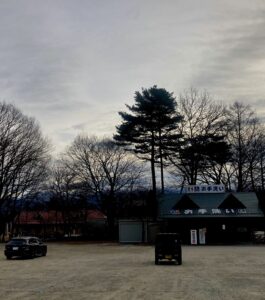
[185,184,225,193]
[199,228,206,244]
[190,229,197,245]
[169,208,247,215]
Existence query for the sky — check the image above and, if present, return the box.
[0,0,265,153]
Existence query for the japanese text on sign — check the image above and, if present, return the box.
[185,184,225,193]
[169,208,247,215]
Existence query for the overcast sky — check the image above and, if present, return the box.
[0,0,265,153]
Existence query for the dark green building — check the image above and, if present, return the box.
[159,192,265,244]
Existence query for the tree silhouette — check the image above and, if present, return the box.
[169,88,229,185]
[114,86,182,218]
[65,136,143,236]
[0,103,50,238]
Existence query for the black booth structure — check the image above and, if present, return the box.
[158,191,265,244]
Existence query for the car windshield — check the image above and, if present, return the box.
[8,239,27,245]
[156,235,179,244]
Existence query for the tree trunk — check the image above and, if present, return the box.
[261,156,264,191]
[158,130,164,194]
[250,161,255,191]
[237,158,243,192]
[237,114,243,192]
[151,131,157,220]
[106,192,116,239]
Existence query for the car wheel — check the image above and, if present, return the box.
[6,255,12,260]
[155,255,159,265]
[42,250,47,256]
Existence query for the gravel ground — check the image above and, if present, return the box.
[0,243,265,300]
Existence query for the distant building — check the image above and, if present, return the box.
[13,210,107,239]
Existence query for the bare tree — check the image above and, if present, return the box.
[226,102,262,191]
[65,135,144,235]
[257,133,265,191]
[49,160,82,237]
[169,88,228,185]
[0,103,50,237]
[245,127,264,191]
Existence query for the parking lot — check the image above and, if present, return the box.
[0,243,265,300]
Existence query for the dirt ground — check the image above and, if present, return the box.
[0,243,265,300]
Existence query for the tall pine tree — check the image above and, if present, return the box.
[114,86,182,218]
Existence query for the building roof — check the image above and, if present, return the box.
[16,210,106,225]
[159,192,264,219]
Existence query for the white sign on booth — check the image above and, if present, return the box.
[185,184,225,193]
[190,229,197,245]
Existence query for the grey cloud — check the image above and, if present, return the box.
[1,0,265,152]
[72,122,87,130]
[250,99,265,109]
[191,9,265,98]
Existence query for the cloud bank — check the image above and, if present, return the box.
[0,0,264,153]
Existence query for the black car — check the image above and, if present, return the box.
[4,237,47,259]
[155,233,182,265]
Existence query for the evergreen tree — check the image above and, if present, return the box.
[114,86,182,218]
[176,134,231,185]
